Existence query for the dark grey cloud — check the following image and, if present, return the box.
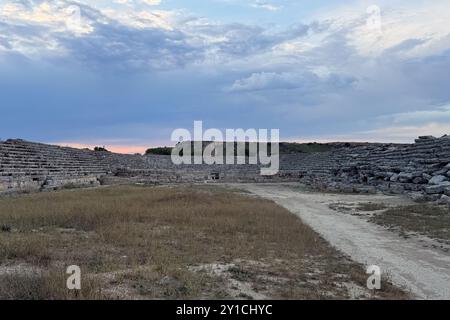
[0,0,450,145]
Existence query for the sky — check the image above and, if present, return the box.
[1,0,450,153]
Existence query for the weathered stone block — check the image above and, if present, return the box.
[432,169,448,176]
[445,188,450,197]
[374,171,394,179]
[429,175,448,185]
[0,181,9,192]
[412,177,427,184]
[426,194,442,202]
[390,174,399,182]
[437,195,450,205]
[425,182,450,194]
[355,186,377,194]
[409,192,427,203]
[389,184,405,194]
[418,135,435,140]
[411,171,423,178]
[398,172,413,183]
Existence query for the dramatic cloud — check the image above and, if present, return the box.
[0,0,450,150]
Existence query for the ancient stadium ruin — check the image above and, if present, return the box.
[2,136,450,299]
[1,135,450,204]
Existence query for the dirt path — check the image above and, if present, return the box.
[235,183,450,300]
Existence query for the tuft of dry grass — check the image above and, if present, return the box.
[0,233,52,266]
[0,185,407,299]
[356,202,388,212]
[0,270,104,300]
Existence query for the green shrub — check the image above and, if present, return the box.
[145,147,173,155]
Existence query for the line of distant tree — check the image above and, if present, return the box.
[144,142,335,156]
[145,147,173,155]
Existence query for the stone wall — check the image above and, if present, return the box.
[1,136,450,203]
[280,135,450,203]
[0,139,274,193]
[0,139,111,192]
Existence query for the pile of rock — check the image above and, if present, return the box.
[295,135,450,204]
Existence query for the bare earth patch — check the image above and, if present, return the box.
[0,185,406,300]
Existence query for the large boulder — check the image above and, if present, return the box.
[427,194,442,202]
[408,192,427,203]
[356,186,377,194]
[389,184,405,194]
[374,171,394,179]
[445,188,450,197]
[408,183,424,192]
[429,175,448,185]
[411,171,424,178]
[432,169,448,176]
[437,195,450,205]
[390,174,399,182]
[413,177,428,184]
[425,182,450,194]
[398,172,413,183]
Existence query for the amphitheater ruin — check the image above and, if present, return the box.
[1,135,450,204]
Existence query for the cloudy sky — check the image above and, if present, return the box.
[1,0,449,153]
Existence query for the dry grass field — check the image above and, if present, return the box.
[329,200,450,246]
[369,204,450,244]
[0,185,407,300]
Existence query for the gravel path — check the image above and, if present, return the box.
[238,183,450,300]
